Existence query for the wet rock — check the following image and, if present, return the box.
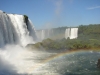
[97,59,100,68]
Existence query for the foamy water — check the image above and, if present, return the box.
[0,46,100,75]
[0,45,59,75]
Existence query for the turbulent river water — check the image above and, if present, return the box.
[0,47,100,75]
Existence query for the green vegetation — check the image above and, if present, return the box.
[29,38,100,50]
[78,24,100,40]
[27,24,100,51]
[24,15,28,24]
[24,15,29,30]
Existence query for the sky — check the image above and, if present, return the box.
[0,0,100,29]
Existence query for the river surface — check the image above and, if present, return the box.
[0,50,100,75]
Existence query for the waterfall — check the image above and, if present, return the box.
[47,29,50,37]
[65,28,78,39]
[70,28,78,39]
[0,10,37,47]
[47,29,53,38]
[65,28,70,39]
[36,29,54,41]
[41,30,45,40]
[36,29,45,41]
[0,10,39,74]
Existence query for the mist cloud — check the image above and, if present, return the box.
[55,0,63,16]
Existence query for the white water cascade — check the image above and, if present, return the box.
[65,28,78,39]
[0,10,37,47]
[41,30,45,40]
[65,28,70,39]
[36,29,53,41]
[0,10,39,75]
[70,28,78,39]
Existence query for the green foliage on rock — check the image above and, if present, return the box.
[24,15,28,24]
[78,24,100,40]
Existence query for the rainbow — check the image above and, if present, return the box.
[28,50,90,73]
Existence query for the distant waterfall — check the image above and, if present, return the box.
[41,30,45,40]
[47,29,50,37]
[47,29,53,38]
[70,28,78,39]
[65,28,78,39]
[36,29,54,41]
[0,10,37,47]
[65,28,70,39]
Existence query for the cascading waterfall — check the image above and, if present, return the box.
[47,29,50,38]
[37,27,78,40]
[47,29,53,38]
[65,28,70,39]
[0,10,39,74]
[0,10,37,47]
[36,29,54,41]
[65,28,78,39]
[70,28,78,39]
[41,30,45,40]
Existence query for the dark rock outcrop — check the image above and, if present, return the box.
[97,59,100,68]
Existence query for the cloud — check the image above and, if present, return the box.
[87,6,100,10]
